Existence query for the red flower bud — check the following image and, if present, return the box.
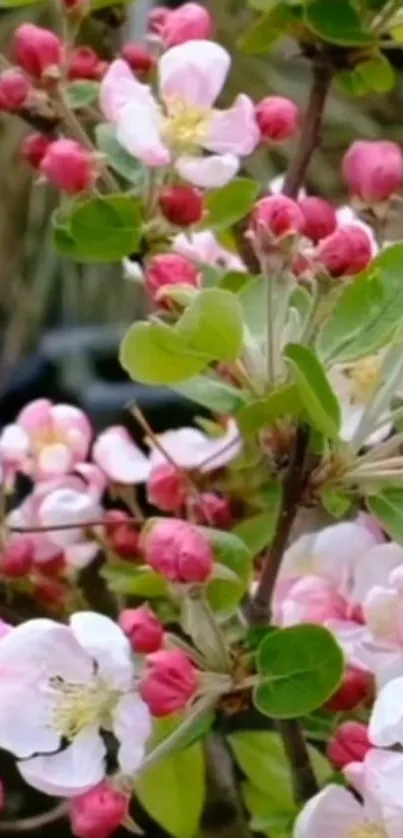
[35,552,66,577]
[148,6,171,35]
[325,666,373,712]
[68,47,103,81]
[21,133,52,169]
[255,96,299,142]
[145,253,201,304]
[70,781,129,838]
[194,493,232,528]
[251,195,305,245]
[317,224,373,278]
[40,139,96,194]
[1,538,33,578]
[14,24,63,79]
[343,140,403,204]
[34,578,67,609]
[327,722,371,771]
[121,43,156,76]
[119,605,164,653]
[298,196,337,243]
[105,510,140,559]
[161,3,213,47]
[144,518,213,584]
[159,185,204,227]
[140,649,198,716]
[0,68,31,112]
[147,463,187,513]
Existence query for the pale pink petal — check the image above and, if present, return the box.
[117,102,170,167]
[205,95,259,156]
[38,488,102,547]
[65,543,98,569]
[369,676,403,746]
[0,424,29,464]
[199,420,241,472]
[294,785,361,838]
[0,619,93,682]
[51,404,92,461]
[364,748,403,811]
[176,153,239,187]
[17,399,52,434]
[37,443,73,479]
[93,426,151,485]
[113,694,151,774]
[159,40,230,108]
[100,59,154,122]
[73,464,107,499]
[353,543,403,604]
[70,612,133,690]
[174,230,245,271]
[18,728,106,797]
[363,586,401,644]
[356,512,385,543]
[0,676,58,758]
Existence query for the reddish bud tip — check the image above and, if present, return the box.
[298,196,337,244]
[325,666,373,712]
[14,24,63,79]
[194,493,233,528]
[255,96,299,143]
[1,538,33,578]
[105,511,140,560]
[40,139,96,194]
[140,649,198,716]
[343,140,403,204]
[35,553,66,577]
[119,605,164,654]
[121,43,156,76]
[145,253,200,304]
[159,185,204,227]
[21,132,52,169]
[327,722,371,771]
[70,781,129,838]
[250,195,305,245]
[317,224,373,278]
[144,518,213,584]
[34,578,67,608]
[0,68,31,112]
[68,47,104,81]
[161,2,213,47]
[147,463,187,513]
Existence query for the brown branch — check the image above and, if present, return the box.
[277,719,319,803]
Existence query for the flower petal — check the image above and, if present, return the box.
[294,785,361,838]
[117,102,170,167]
[93,426,151,485]
[0,677,59,758]
[38,488,102,547]
[205,95,259,156]
[148,421,241,472]
[37,443,73,479]
[51,404,92,461]
[174,230,245,272]
[70,612,133,690]
[100,59,154,122]
[0,619,93,683]
[0,424,29,465]
[18,728,106,797]
[175,153,239,187]
[113,693,152,774]
[159,40,230,107]
[369,676,403,747]
[353,543,403,604]
[17,399,52,434]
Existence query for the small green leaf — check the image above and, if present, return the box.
[254,624,344,719]
[177,289,244,362]
[220,271,251,293]
[120,321,210,385]
[238,385,301,434]
[95,123,147,189]
[284,344,341,439]
[238,275,266,339]
[65,81,100,110]
[205,179,260,231]
[54,195,143,262]
[367,489,403,544]
[337,53,395,96]
[242,783,296,838]
[101,562,168,597]
[304,0,376,45]
[233,506,281,557]
[172,376,248,415]
[238,5,292,53]
[321,491,352,519]
[204,528,253,614]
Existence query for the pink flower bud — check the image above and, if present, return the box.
[255,96,299,142]
[251,195,305,245]
[119,605,164,653]
[140,649,198,716]
[36,552,66,578]
[70,781,129,838]
[121,43,156,77]
[159,185,204,227]
[0,69,31,112]
[21,132,52,169]
[148,6,171,34]
[317,224,373,278]
[144,518,213,584]
[14,24,63,79]
[343,140,403,204]
[68,47,104,81]
[161,3,213,47]
[63,0,88,14]
[147,463,187,513]
[298,196,337,243]
[34,578,66,609]
[194,493,233,528]
[325,666,373,712]
[40,139,96,194]
[105,510,140,559]
[145,253,201,304]
[327,722,370,771]
[1,538,33,578]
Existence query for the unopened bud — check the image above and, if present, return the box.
[143,518,213,584]
[70,781,129,838]
[159,185,204,227]
[140,649,198,716]
[327,722,370,771]
[255,96,299,142]
[1,538,33,578]
[325,666,373,712]
[161,3,213,47]
[299,196,337,243]
[194,493,232,528]
[145,253,201,304]
[148,6,171,34]
[68,47,104,81]
[250,195,304,251]
[147,463,187,513]
[40,139,96,194]
[121,43,156,77]
[0,68,31,112]
[21,132,52,169]
[104,510,140,560]
[317,224,373,278]
[14,24,63,79]
[343,140,403,204]
[119,605,164,653]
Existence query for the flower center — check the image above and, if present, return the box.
[162,96,210,153]
[348,824,387,838]
[347,356,381,404]
[49,676,116,739]
[33,423,65,452]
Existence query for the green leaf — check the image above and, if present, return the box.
[177,289,244,362]
[205,179,260,231]
[284,344,341,439]
[238,275,266,339]
[254,624,344,719]
[233,506,281,557]
[136,734,205,838]
[317,245,403,364]
[242,783,296,838]
[203,528,253,614]
[95,123,147,189]
[337,53,395,96]
[54,195,143,262]
[220,271,252,293]
[238,385,301,434]
[367,489,403,544]
[101,561,168,597]
[0,0,39,5]
[120,321,210,385]
[304,0,376,45]
[238,5,292,53]
[172,376,248,415]
[321,491,352,519]
[65,81,100,110]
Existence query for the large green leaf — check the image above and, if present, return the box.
[233,504,281,557]
[172,376,248,415]
[242,783,296,838]
[177,289,244,363]
[101,561,168,597]
[304,0,376,45]
[317,245,403,365]
[367,489,403,544]
[238,5,292,53]
[237,275,266,339]
[238,385,300,434]
[54,195,143,262]
[205,179,260,231]
[120,321,210,385]
[284,344,341,439]
[253,624,344,719]
[204,528,253,614]
[95,123,147,189]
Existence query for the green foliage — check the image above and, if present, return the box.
[238,5,293,53]
[53,195,143,262]
[253,624,344,718]
[367,489,403,544]
[321,490,353,519]
[95,124,147,190]
[238,385,300,434]
[65,82,100,110]
[101,561,168,597]
[304,0,376,45]
[284,344,341,439]
[172,376,248,415]
[203,527,253,614]
[205,179,260,230]
[336,53,395,97]
[233,504,281,557]
[177,289,244,362]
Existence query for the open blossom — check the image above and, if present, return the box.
[100,42,259,188]
[0,613,151,796]
[148,419,241,473]
[174,230,245,272]
[0,399,92,480]
[93,425,151,485]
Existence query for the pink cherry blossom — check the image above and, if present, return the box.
[0,400,92,481]
[173,230,245,272]
[93,426,151,485]
[100,42,259,187]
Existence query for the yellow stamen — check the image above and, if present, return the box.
[162,96,210,154]
[347,356,381,404]
[348,824,387,838]
[50,677,116,740]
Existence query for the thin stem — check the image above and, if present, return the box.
[57,92,119,192]
[0,802,69,833]
[265,262,276,385]
[276,720,319,803]
[372,0,401,32]
[131,405,201,497]
[139,696,218,774]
